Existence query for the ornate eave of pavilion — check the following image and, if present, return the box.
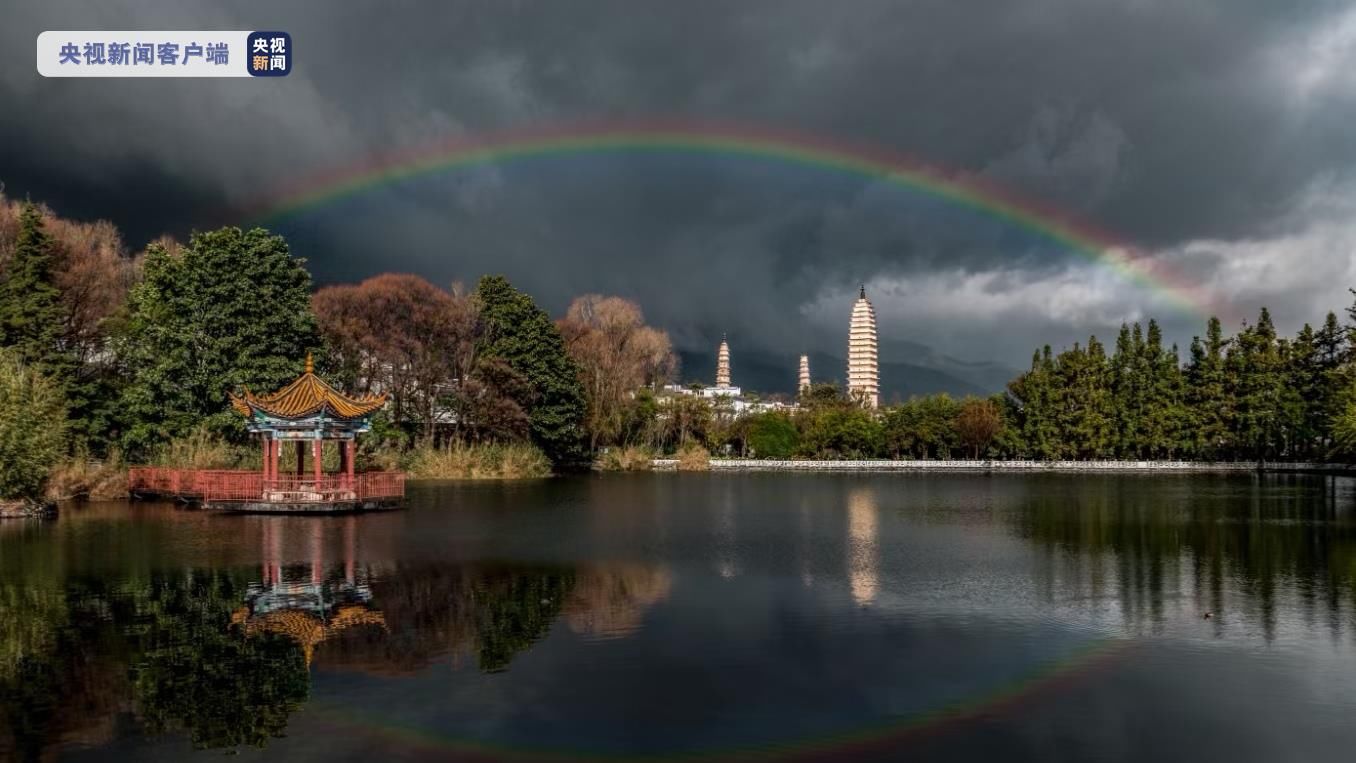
[229,353,387,440]
[230,601,387,666]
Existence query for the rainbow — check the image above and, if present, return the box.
[302,636,1135,762]
[248,120,1216,318]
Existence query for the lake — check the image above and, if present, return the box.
[4,472,1356,762]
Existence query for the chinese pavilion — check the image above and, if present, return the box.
[129,354,404,512]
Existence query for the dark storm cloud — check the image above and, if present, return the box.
[3,0,1355,370]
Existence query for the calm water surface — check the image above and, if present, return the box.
[4,473,1356,762]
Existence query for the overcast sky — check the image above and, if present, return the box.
[4,0,1356,368]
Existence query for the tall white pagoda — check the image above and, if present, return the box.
[716,334,732,388]
[847,286,879,409]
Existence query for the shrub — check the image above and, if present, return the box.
[45,447,129,501]
[798,407,883,459]
[744,412,799,458]
[675,443,710,472]
[594,445,655,472]
[0,350,67,500]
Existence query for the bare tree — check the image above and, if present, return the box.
[956,398,1002,459]
[558,295,676,449]
[314,274,475,440]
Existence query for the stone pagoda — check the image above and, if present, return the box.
[847,286,880,409]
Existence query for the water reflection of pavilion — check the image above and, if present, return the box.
[228,517,674,673]
[231,519,386,665]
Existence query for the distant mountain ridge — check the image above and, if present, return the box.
[675,343,1018,402]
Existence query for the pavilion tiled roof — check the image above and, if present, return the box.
[230,354,387,421]
[230,604,387,666]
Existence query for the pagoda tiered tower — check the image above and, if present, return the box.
[716,335,732,388]
[798,354,811,395]
[847,286,879,409]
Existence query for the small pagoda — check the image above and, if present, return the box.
[129,354,405,512]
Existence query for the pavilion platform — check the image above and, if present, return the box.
[129,468,405,513]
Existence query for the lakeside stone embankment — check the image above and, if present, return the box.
[0,499,57,519]
[650,459,1354,474]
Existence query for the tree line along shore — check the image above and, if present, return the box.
[4,193,1356,506]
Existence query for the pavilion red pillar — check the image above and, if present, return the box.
[346,441,355,482]
[344,515,356,584]
[310,521,323,583]
[312,439,323,484]
[268,519,282,585]
[263,439,276,479]
[261,519,271,584]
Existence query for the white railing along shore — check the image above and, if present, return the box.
[648,459,1352,473]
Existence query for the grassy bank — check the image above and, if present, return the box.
[45,450,130,501]
[594,444,710,472]
[44,430,258,501]
[402,442,552,480]
[42,432,559,503]
[595,445,655,471]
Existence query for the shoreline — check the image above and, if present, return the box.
[649,459,1356,474]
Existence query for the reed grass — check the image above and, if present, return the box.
[594,445,655,472]
[675,443,711,472]
[150,428,254,470]
[44,447,129,501]
[403,441,552,480]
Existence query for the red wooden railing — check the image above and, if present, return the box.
[129,468,404,504]
[128,468,257,498]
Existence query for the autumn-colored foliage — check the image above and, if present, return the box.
[558,295,675,449]
[956,398,1002,458]
[315,274,479,436]
[0,195,139,449]
[0,195,138,365]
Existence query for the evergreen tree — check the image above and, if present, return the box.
[1227,308,1289,461]
[1314,311,1349,454]
[0,348,67,500]
[1009,347,1059,459]
[1316,310,1347,368]
[1083,336,1116,457]
[475,275,588,468]
[990,392,1026,457]
[0,203,64,373]
[1184,316,1230,458]
[1287,323,1323,458]
[1110,323,1148,457]
[117,228,321,456]
[1331,376,1356,460]
[1141,320,1183,457]
[1051,340,1112,458]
